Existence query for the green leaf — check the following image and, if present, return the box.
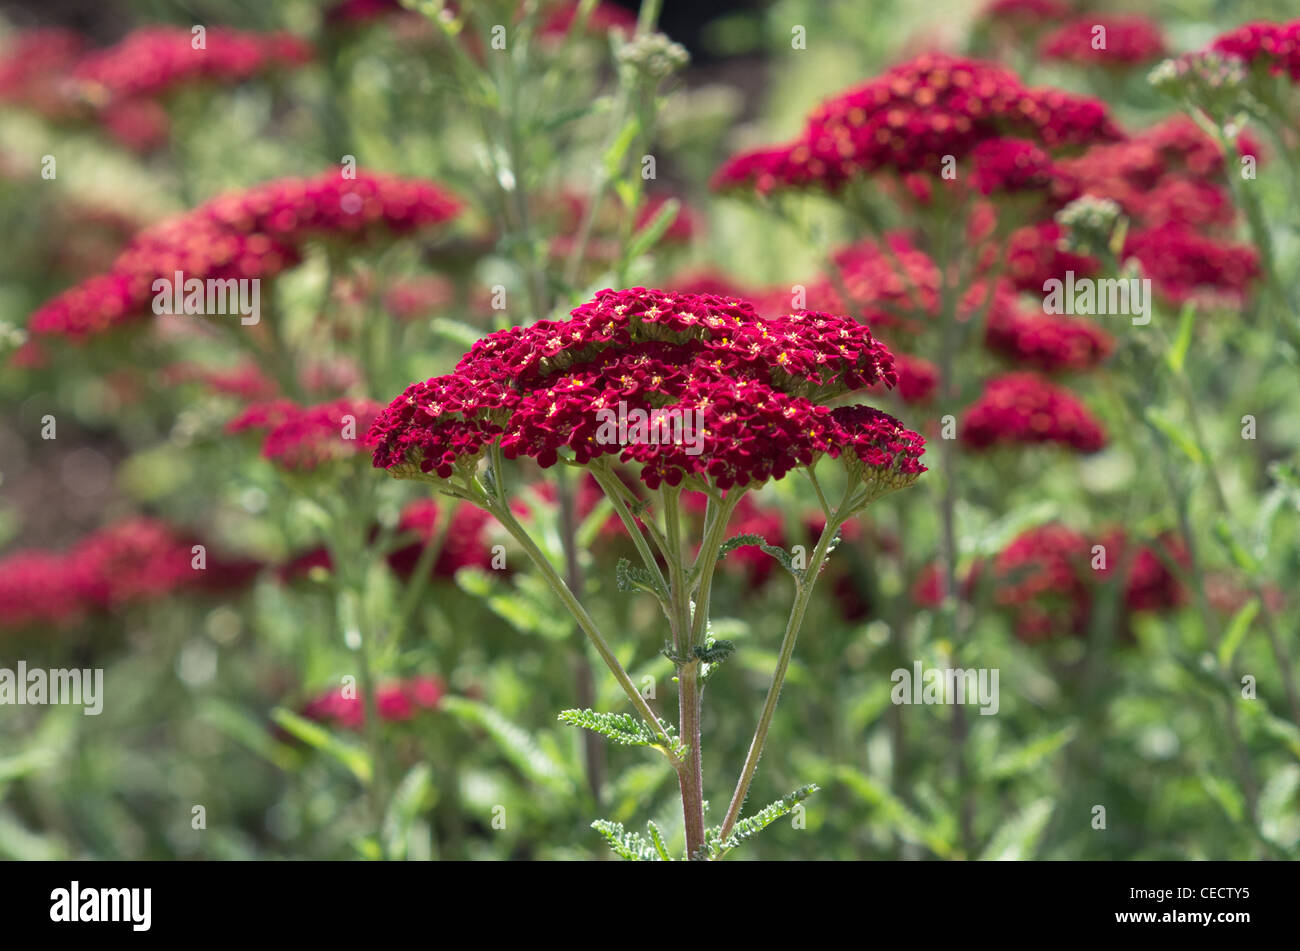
[0,748,57,786]
[270,708,372,784]
[719,533,797,576]
[383,764,434,861]
[429,317,485,350]
[1143,407,1203,465]
[1166,301,1196,374]
[616,557,665,597]
[979,798,1053,860]
[697,784,819,859]
[1214,519,1259,573]
[984,725,1077,781]
[199,699,301,772]
[602,116,643,181]
[1217,598,1260,668]
[646,819,672,861]
[557,708,684,760]
[1258,765,1300,848]
[692,639,736,665]
[835,766,952,857]
[591,819,661,860]
[1198,768,1246,825]
[625,198,680,260]
[442,697,572,793]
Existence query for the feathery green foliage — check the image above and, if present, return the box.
[558,708,686,760]
[694,784,820,860]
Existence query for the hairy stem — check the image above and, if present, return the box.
[719,489,848,842]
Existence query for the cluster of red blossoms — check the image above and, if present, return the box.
[1045,117,1261,302]
[961,372,1106,452]
[0,518,257,633]
[1040,16,1166,68]
[1210,18,1300,81]
[0,26,311,152]
[25,170,461,342]
[712,53,1120,195]
[227,398,382,471]
[299,676,444,730]
[914,523,1189,643]
[370,288,926,493]
[70,26,311,107]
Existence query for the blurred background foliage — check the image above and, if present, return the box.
[1,0,1298,860]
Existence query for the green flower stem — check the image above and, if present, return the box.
[554,464,606,804]
[322,481,390,857]
[657,485,708,855]
[589,464,670,603]
[931,205,977,856]
[485,495,674,750]
[719,484,850,842]
[688,491,742,647]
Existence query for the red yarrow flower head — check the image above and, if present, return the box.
[371,288,926,497]
[387,499,500,579]
[27,169,461,342]
[1210,19,1300,81]
[712,53,1121,196]
[0,517,258,633]
[299,676,444,731]
[232,398,382,471]
[962,372,1106,452]
[1041,16,1166,68]
[70,26,312,107]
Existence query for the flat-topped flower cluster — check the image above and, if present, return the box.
[370,288,926,493]
[712,53,1120,195]
[28,170,461,341]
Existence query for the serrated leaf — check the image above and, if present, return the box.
[557,708,684,760]
[616,557,664,596]
[719,533,796,576]
[591,819,661,860]
[699,784,819,859]
[646,819,672,860]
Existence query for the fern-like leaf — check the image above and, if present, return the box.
[646,819,672,861]
[557,708,685,760]
[719,533,798,577]
[695,783,820,859]
[591,820,662,861]
[616,557,665,597]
